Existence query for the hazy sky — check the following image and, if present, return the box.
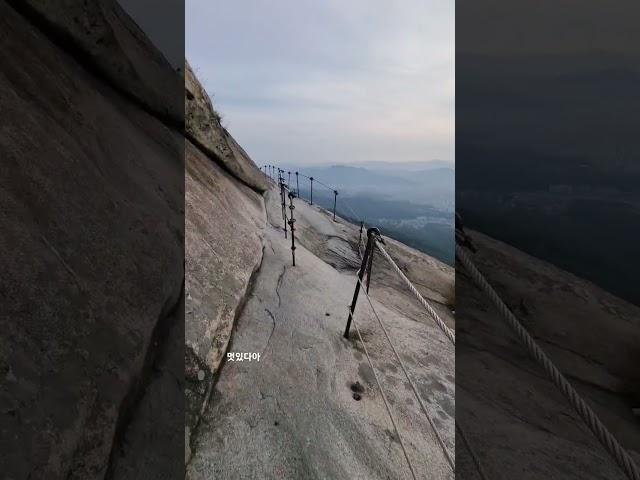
[186,0,454,167]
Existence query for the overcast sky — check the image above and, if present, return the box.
[186,0,453,167]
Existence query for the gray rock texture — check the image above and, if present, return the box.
[186,187,455,479]
[456,231,640,479]
[185,138,266,444]
[185,60,268,193]
[183,57,269,460]
[0,2,456,478]
[7,0,184,125]
[0,2,184,478]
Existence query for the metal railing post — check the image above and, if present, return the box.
[344,227,380,338]
[333,190,338,221]
[365,244,375,293]
[288,191,297,266]
[310,177,314,205]
[280,178,288,238]
[296,171,299,198]
[288,171,291,190]
[358,221,364,257]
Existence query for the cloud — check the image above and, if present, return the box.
[186,0,454,166]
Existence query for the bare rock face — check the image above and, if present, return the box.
[291,201,455,327]
[183,61,270,460]
[456,231,640,479]
[7,0,184,125]
[0,2,183,479]
[185,60,269,193]
[371,236,455,328]
[185,139,265,439]
[186,186,456,480]
[181,63,457,476]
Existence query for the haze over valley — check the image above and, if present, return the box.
[280,160,455,265]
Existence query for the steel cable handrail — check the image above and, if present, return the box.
[376,242,455,346]
[340,197,364,223]
[456,244,640,480]
[356,275,455,472]
[276,168,371,226]
[297,173,335,192]
[350,310,419,480]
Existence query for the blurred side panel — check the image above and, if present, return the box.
[456,1,640,479]
[0,1,185,478]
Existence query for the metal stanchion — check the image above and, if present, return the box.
[288,191,297,266]
[333,190,338,221]
[296,171,299,198]
[365,245,374,293]
[344,228,381,338]
[280,175,287,238]
[310,177,314,205]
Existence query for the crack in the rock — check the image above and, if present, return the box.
[274,396,287,418]
[188,243,266,466]
[105,277,185,479]
[262,308,277,359]
[275,265,287,308]
[324,233,351,243]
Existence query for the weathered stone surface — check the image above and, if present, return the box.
[185,60,268,193]
[7,0,184,125]
[184,138,266,455]
[187,188,455,479]
[292,196,456,329]
[108,295,185,480]
[456,231,640,479]
[182,94,456,476]
[0,3,183,478]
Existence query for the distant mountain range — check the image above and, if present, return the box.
[277,161,455,265]
[354,159,454,172]
[279,161,454,208]
[282,164,453,187]
[287,165,415,189]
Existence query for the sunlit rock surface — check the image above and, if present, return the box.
[187,187,456,479]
